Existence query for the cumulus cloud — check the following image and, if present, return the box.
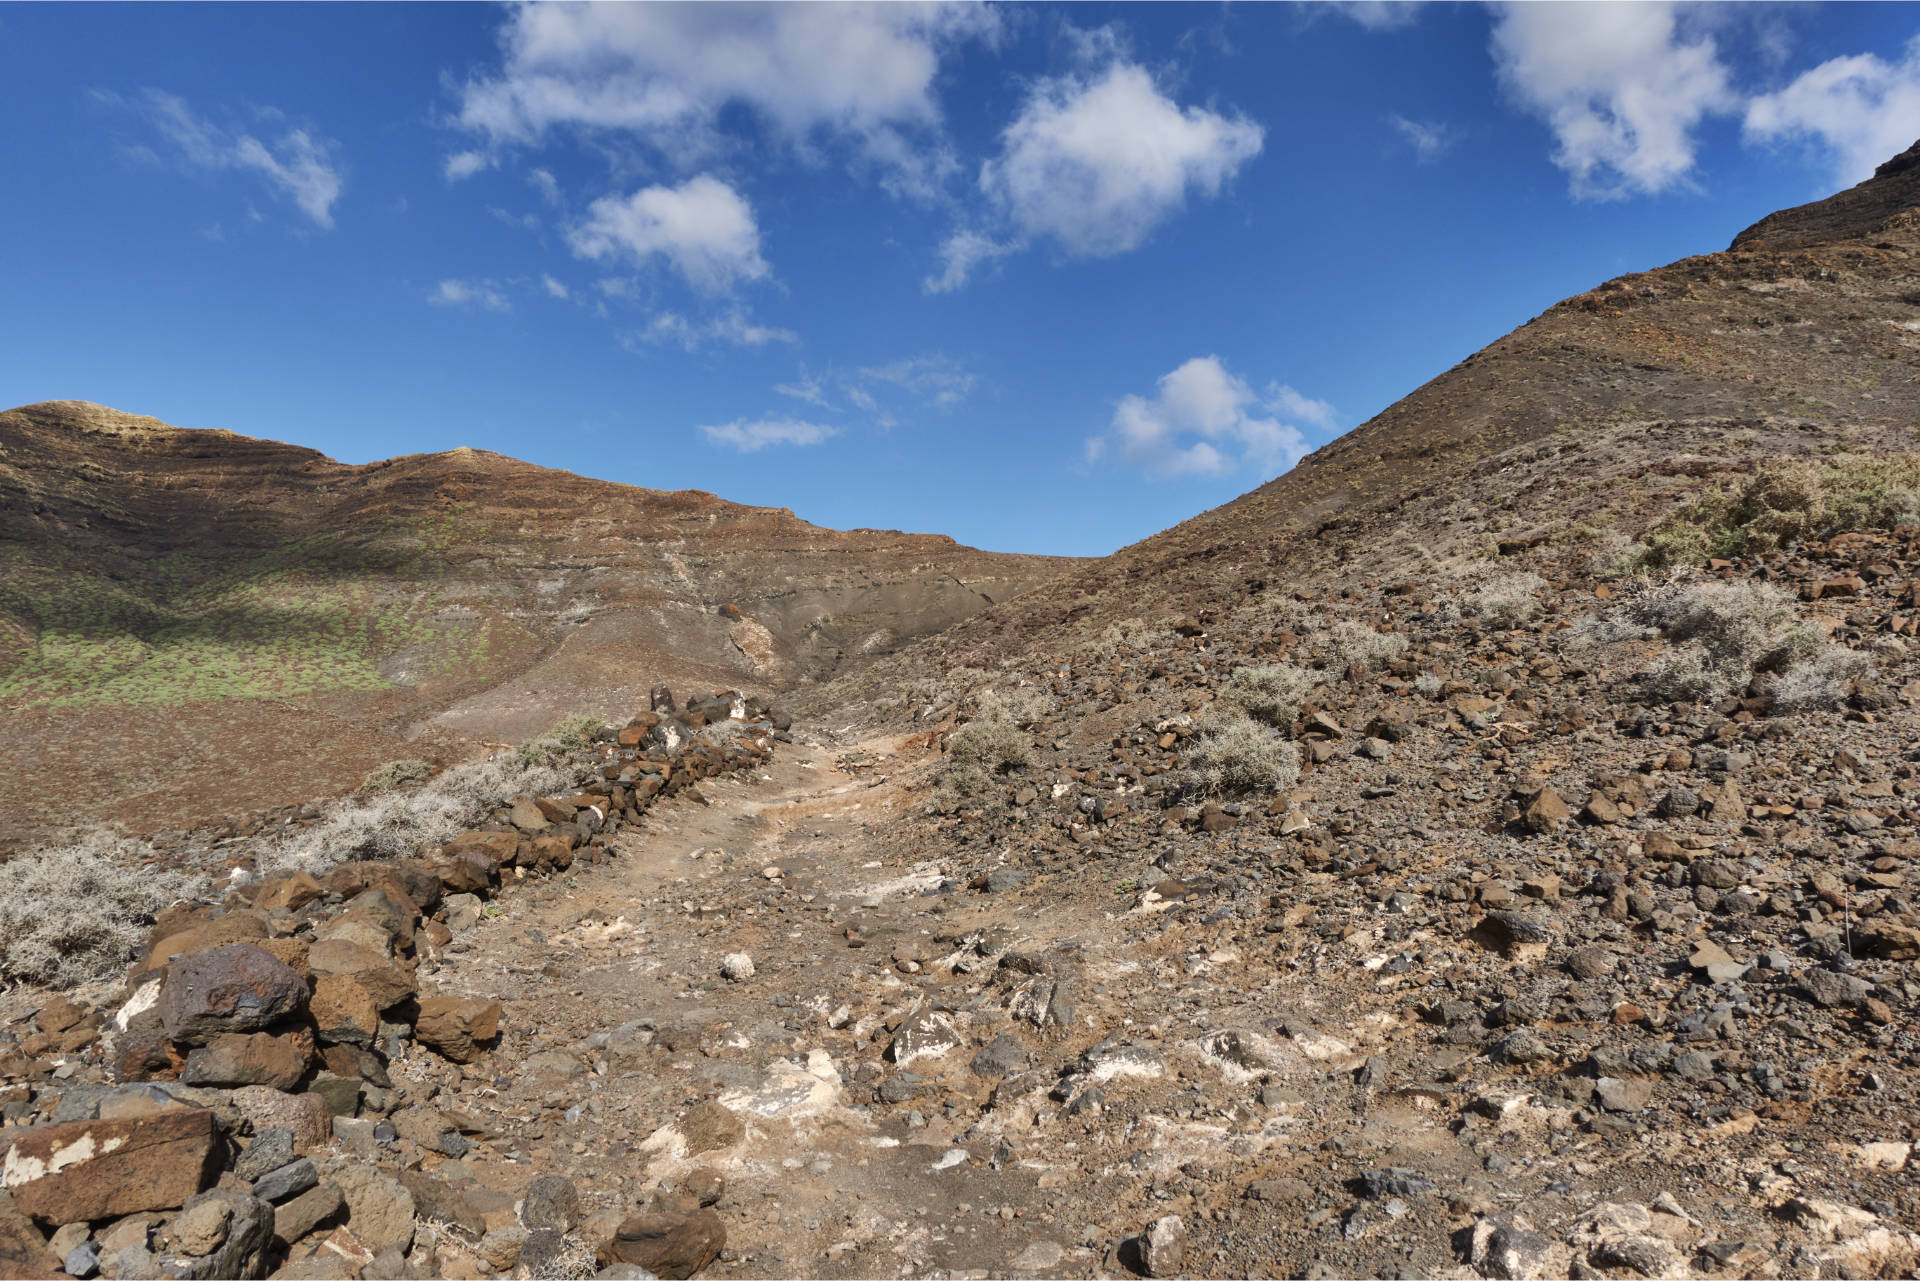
[1745,35,1920,188]
[451,2,996,196]
[540,273,569,299]
[1489,1,1735,199]
[1088,356,1327,477]
[700,417,838,452]
[1390,114,1453,163]
[980,61,1264,257]
[634,309,796,352]
[566,175,768,294]
[922,229,1019,294]
[430,279,510,311]
[109,89,344,227]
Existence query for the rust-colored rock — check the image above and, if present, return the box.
[146,911,271,970]
[230,1086,332,1152]
[180,1027,316,1091]
[1521,787,1571,834]
[0,1196,56,1281]
[603,1208,726,1280]
[308,940,416,1011]
[158,943,310,1046]
[413,996,501,1063]
[252,871,324,913]
[1,1107,221,1225]
[309,973,381,1047]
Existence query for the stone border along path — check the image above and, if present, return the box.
[0,687,793,1281]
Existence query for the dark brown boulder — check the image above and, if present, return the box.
[158,944,309,1046]
[603,1207,725,1279]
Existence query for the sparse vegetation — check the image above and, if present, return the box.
[1577,575,1869,708]
[1320,621,1408,671]
[0,831,198,989]
[511,714,606,768]
[1640,454,1920,566]
[361,758,433,792]
[1413,672,1446,699]
[276,751,572,872]
[1459,572,1547,628]
[1219,663,1318,726]
[1185,713,1299,796]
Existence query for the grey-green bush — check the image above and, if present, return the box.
[1185,714,1300,796]
[360,759,432,792]
[0,832,199,989]
[1219,663,1318,727]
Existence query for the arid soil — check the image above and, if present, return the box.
[0,402,1070,849]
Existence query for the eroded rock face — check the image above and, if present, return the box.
[2,1108,222,1225]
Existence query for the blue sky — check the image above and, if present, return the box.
[3,3,1919,557]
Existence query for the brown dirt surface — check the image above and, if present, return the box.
[0,402,1072,849]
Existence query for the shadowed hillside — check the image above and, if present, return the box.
[0,401,1071,844]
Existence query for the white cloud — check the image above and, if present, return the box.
[430,279,510,311]
[1324,1,1429,31]
[980,61,1263,257]
[1390,114,1453,163]
[922,229,1019,294]
[635,309,796,352]
[1745,35,1920,188]
[774,374,831,408]
[1489,2,1735,200]
[700,417,838,452]
[845,385,879,413]
[115,89,344,227]
[528,167,563,206]
[541,273,569,299]
[855,355,975,408]
[566,174,769,294]
[451,3,996,196]
[444,149,491,181]
[1089,356,1324,478]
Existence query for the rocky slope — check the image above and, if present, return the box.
[814,140,1920,700]
[0,401,1070,847]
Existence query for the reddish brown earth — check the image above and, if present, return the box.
[0,402,1071,849]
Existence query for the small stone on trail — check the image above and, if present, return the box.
[720,952,755,981]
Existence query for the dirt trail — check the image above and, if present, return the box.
[411,733,1098,1279]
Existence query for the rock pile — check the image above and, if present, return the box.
[0,692,782,1280]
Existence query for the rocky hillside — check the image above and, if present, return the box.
[819,139,1920,697]
[0,401,1070,847]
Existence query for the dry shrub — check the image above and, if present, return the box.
[939,718,1032,801]
[274,754,571,872]
[0,831,199,989]
[1578,575,1869,708]
[1460,572,1547,628]
[361,759,432,792]
[1643,453,1920,564]
[1185,714,1299,797]
[969,683,1053,727]
[1770,646,1872,711]
[1219,663,1318,726]
[1321,621,1408,671]
[512,714,605,767]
